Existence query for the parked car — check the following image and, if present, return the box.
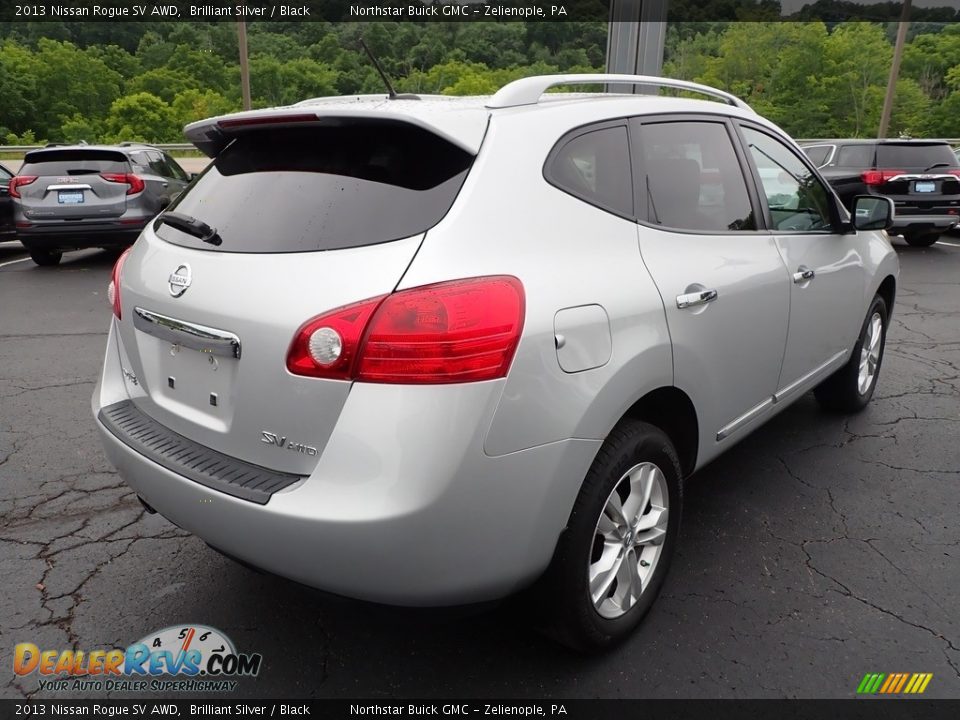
[94,75,899,650]
[0,162,15,241]
[801,139,960,246]
[10,143,191,266]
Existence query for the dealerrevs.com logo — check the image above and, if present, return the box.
[14,624,262,693]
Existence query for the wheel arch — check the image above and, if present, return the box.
[876,274,896,319]
[620,386,699,478]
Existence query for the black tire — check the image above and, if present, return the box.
[814,294,888,413]
[903,233,940,247]
[29,250,63,266]
[537,420,683,652]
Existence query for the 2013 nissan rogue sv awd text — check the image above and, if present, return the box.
[94,75,900,650]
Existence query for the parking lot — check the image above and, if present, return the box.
[1,236,958,699]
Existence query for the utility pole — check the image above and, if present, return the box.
[878,0,912,138]
[237,15,252,111]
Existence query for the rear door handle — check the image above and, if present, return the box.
[676,289,718,309]
[793,266,815,284]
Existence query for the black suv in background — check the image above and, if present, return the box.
[9,143,191,265]
[802,139,959,247]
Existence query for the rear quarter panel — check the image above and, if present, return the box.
[397,104,673,459]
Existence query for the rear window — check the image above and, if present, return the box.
[876,143,958,169]
[157,122,474,253]
[20,150,129,176]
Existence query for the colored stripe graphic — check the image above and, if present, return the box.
[856,672,932,694]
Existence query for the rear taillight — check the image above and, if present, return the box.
[287,276,525,384]
[8,176,37,198]
[861,169,904,186]
[287,296,386,380]
[107,248,132,320]
[100,173,145,195]
[948,170,960,178]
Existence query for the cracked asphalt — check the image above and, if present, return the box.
[1,237,958,700]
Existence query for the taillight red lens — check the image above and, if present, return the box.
[286,276,526,384]
[100,173,145,195]
[107,248,132,320]
[287,296,386,380]
[9,175,37,198]
[861,169,904,185]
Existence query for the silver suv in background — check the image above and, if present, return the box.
[94,75,899,650]
[10,143,190,265]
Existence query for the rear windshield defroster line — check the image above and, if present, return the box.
[156,121,475,253]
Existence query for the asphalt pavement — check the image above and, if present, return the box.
[1,236,958,699]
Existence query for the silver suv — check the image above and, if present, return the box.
[94,75,899,650]
[10,143,190,266]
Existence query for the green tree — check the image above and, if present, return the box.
[103,92,178,143]
[171,89,236,132]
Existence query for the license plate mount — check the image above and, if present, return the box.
[914,181,936,193]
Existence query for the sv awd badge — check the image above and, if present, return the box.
[261,431,318,456]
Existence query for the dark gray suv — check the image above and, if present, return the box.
[9,143,191,265]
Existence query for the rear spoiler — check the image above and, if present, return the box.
[184,105,489,158]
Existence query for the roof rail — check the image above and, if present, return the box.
[486,74,753,112]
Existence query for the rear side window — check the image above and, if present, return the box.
[545,125,633,217]
[20,150,129,176]
[802,145,832,167]
[639,121,756,232]
[836,145,875,167]
[876,143,958,169]
[157,122,474,253]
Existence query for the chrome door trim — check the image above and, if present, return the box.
[773,349,847,404]
[716,396,774,441]
[133,307,241,360]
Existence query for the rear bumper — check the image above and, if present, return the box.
[890,214,958,235]
[93,321,598,606]
[17,221,147,250]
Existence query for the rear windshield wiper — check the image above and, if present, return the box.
[923,162,950,172]
[157,211,223,246]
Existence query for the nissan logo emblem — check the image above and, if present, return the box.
[168,264,192,297]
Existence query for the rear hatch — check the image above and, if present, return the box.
[872,143,960,207]
[17,149,133,220]
[115,119,476,475]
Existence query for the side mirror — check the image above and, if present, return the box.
[851,195,894,232]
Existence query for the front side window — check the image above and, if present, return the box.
[639,120,755,232]
[546,125,633,217]
[743,127,833,232]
